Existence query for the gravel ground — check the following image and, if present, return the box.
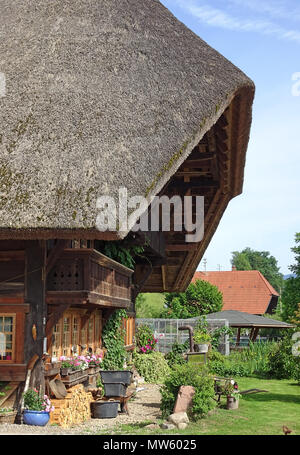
[0,384,162,435]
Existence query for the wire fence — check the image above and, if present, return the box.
[136,317,230,355]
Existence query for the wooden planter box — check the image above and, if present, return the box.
[0,410,17,424]
[60,369,89,388]
[87,366,100,375]
[44,362,61,377]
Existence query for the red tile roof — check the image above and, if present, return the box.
[192,270,279,314]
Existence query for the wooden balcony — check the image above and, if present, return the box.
[46,249,133,308]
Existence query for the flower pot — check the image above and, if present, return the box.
[103,382,127,397]
[23,410,50,426]
[194,343,209,353]
[100,370,132,385]
[0,410,17,424]
[90,401,119,419]
[226,396,239,410]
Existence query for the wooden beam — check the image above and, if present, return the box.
[184,154,215,165]
[45,303,71,345]
[251,327,260,342]
[169,180,219,191]
[161,265,167,291]
[236,327,241,347]
[166,244,198,252]
[80,307,97,329]
[46,240,68,276]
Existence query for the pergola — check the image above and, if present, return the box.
[207,310,294,346]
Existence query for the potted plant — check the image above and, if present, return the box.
[59,356,89,375]
[0,407,17,424]
[23,388,54,426]
[219,380,241,410]
[85,354,103,374]
[193,330,211,353]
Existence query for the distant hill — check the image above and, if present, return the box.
[284,273,296,280]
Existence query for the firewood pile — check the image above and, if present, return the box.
[49,384,94,428]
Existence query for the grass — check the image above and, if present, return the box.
[136,293,166,318]
[94,377,300,436]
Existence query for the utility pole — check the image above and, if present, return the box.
[203,258,207,272]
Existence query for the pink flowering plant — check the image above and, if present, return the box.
[23,389,54,412]
[85,353,103,367]
[136,324,158,354]
[59,355,89,371]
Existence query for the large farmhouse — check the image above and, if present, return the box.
[0,0,254,405]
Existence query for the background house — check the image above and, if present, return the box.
[193,267,279,315]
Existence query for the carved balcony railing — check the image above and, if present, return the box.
[46,249,133,308]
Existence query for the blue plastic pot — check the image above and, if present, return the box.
[23,410,50,426]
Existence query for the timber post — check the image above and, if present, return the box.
[24,240,47,393]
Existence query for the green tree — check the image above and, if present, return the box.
[289,232,300,276]
[281,233,300,322]
[231,247,284,293]
[160,279,223,319]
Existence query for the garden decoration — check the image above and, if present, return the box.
[215,379,241,410]
[23,388,54,426]
[0,407,17,424]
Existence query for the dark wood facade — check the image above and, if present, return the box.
[0,240,134,383]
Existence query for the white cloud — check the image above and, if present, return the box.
[228,0,300,23]
[176,0,300,44]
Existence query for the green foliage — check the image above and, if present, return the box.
[135,324,158,353]
[133,351,170,383]
[268,331,300,383]
[209,341,278,378]
[101,309,128,370]
[165,341,189,368]
[96,240,145,269]
[207,350,225,363]
[193,330,211,344]
[281,233,300,322]
[281,277,300,322]
[210,326,234,350]
[135,293,166,318]
[289,232,300,277]
[160,363,216,420]
[209,358,252,377]
[161,279,223,319]
[0,407,14,414]
[231,247,284,293]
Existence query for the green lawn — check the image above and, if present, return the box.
[98,377,300,436]
[136,293,166,318]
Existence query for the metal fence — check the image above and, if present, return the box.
[136,317,230,355]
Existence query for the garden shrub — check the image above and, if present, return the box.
[209,342,279,378]
[136,324,158,353]
[208,350,225,363]
[268,331,300,383]
[133,351,170,383]
[101,309,127,370]
[165,341,189,368]
[160,363,216,420]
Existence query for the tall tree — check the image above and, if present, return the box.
[160,279,223,319]
[231,247,284,293]
[281,233,300,322]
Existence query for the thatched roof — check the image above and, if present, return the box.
[0,0,254,239]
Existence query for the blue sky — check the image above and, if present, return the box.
[161,0,300,275]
